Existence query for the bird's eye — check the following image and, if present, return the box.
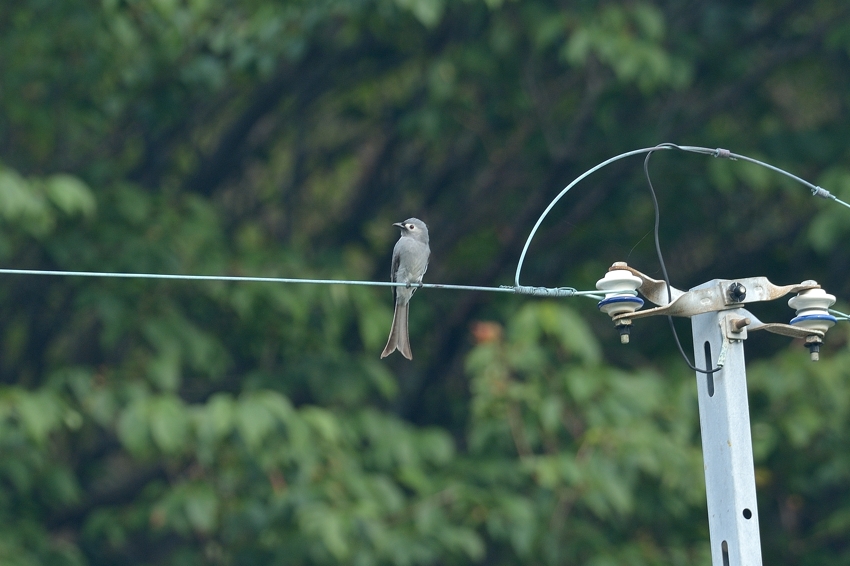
[408,224,415,230]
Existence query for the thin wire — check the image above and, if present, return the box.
[729,153,850,210]
[829,308,850,321]
[0,267,605,298]
[643,149,720,375]
[835,197,850,209]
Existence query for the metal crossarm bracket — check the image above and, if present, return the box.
[595,262,838,566]
[610,266,822,341]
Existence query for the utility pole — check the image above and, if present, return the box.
[596,263,837,566]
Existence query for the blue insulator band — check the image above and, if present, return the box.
[790,314,837,326]
[597,296,644,310]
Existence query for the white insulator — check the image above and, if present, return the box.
[596,269,643,317]
[596,269,642,297]
[789,287,837,333]
[788,287,835,314]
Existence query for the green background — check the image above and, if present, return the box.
[1,0,850,564]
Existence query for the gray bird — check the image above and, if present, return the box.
[381,218,430,360]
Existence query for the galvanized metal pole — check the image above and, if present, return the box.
[691,303,763,566]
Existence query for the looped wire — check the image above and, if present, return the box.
[514,142,850,289]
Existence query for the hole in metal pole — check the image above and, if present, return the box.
[743,508,752,519]
[722,540,729,566]
[704,341,715,397]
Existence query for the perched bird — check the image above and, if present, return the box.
[381,218,430,360]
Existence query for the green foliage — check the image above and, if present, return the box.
[746,327,850,564]
[1,0,850,564]
[808,167,850,253]
[563,3,692,91]
[463,304,707,564]
[0,166,94,238]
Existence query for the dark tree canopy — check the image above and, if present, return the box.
[1,0,850,564]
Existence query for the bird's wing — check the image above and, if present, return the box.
[390,246,401,300]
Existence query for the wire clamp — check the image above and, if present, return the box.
[512,285,578,297]
[810,186,834,200]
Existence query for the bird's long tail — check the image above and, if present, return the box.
[381,302,411,359]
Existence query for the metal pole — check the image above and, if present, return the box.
[691,304,763,566]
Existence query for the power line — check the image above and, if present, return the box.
[0,268,604,299]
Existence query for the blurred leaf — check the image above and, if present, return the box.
[149,394,190,454]
[44,174,96,217]
[12,389,64,444]
[0,166,53,235]
[301,406,340,443]
[235,392,281,450]
[184,484,218,533]
[117,396,152,457]
[394,0,444,27]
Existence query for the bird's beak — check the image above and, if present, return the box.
[392,222,404,229]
